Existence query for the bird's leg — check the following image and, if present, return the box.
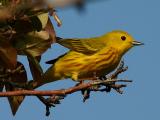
[73,72,84,86]
[71,71,90,102]
[92,72,99,80]
[99,75,111,92]
[75,80,90,102]
[90,72,101,90]
[81,72,100,102]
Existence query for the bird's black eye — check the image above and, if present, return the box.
[121,36,126,41]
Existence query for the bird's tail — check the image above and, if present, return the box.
[32,52,67,88]
[38,66,61,87]
[29,66,61,89]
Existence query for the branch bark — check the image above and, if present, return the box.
[0,79,132,97]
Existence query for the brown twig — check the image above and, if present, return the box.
[0,79,132,97]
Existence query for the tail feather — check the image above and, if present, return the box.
[41,66,61,86]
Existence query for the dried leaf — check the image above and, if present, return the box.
[30,16,43,32]
[0,37,17,69]
[12,30,52,57]
[37,13,49,29]
[0,67,4,91]
[11,12,53,57]
[13,13,47,33]
[26,51,43,75]
[4,2,49,33]
[0,0,11,6]
[28,56,42,82]
[0,7,12,25]
[13,18,36,33]
[0,83,4,91]
[5,62,27,115]
[45,18,56,43]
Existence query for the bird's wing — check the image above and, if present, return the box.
[57,38,106,55]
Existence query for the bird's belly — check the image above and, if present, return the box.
[78,62,120,79]
[96,61,120,76]
[78,55,121,79]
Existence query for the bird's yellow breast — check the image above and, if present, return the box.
[78,47,121,79]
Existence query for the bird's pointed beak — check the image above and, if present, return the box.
[132,40,144,46]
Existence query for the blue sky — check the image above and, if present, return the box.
[1,0,160,120]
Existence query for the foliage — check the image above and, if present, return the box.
[0,0,56,115]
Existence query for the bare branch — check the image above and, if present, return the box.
[0,79,132,97]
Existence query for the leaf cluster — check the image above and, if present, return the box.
[0,0,56,115]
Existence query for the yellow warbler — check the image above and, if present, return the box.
[39,30,143,86]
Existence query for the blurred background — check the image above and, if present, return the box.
[1,0,160,120]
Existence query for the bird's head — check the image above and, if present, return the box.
[105,30,144,55]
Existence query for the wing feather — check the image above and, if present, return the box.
[57,38,106,55]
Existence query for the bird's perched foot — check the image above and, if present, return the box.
[99,76,111,92]
[77,73,100,102]
[75,81,91,102]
